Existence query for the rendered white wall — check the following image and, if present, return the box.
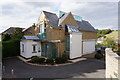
[83,40,96,55]
[70,33,82,59]
[20,41,27,58]
[20,40,41,58]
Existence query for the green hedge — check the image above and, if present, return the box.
[94,53,103,59]
[2,39,20,58]
[55,57,63,64]
[31,56,45,63]
[55,53,68,64]
[45,58,54,65]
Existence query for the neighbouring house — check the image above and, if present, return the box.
[1,27,24,35]
[20,11,97,59]
[0,27,24,41]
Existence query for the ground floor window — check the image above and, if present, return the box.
[66,36,70,51]
[38,46,41,52]
[32,44,37,53]
[22,44,24,52]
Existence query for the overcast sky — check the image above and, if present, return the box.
[0,1,118,33]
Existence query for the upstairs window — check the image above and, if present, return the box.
[44,23,46,32]
[40,23,46,34]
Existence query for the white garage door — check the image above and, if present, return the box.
[83,40,96,55]
[70,33,82,59]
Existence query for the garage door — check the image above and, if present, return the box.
[70,33,82,59]
[83,40,96,55]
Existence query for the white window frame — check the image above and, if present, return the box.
[32,44,37,53]
[22,44,24,52]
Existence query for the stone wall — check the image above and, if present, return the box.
[106,48,120,79]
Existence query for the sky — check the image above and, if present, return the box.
[0,0,118,33]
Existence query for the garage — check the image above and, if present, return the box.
[83,39,96,55]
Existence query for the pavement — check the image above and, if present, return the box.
[2,57,105,78]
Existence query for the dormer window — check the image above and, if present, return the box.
[44,23,46,32]
[39,23,46,40]
[40,23,46,34]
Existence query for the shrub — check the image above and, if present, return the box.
[38,57,45,63]
[61,53,68,63]
[55,57,63,64]
[31,56,45,63]
[55,53,68,64]
[102,38,116,48]
[94,53,103,59]
[31,56,40,63]
[96,43,103,48]
[97,50,101,54]
[45,58,55,65]
[113,46,120,53]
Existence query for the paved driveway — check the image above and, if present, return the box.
[2,57,105,78]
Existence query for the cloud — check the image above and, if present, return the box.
[0,1,118,33]
[70,2,118,30]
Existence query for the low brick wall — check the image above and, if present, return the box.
[106,48,120,79]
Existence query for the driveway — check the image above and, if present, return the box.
[2,57,105,78]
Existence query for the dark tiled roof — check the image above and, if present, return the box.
[76,20,97,32]
[65,24,80,33]
[1,27,24,34]
[42,11,97,32]
[43,11,59,28]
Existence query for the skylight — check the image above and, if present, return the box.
[59,11,82,22]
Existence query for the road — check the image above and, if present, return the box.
[2,57,105,78]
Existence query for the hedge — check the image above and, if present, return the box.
[45,58,55,65]
[2,39,20,58]
[31,56,45,63]
[94,53,103,59]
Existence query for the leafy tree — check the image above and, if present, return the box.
[97,29,113,38]
[11,28,23,39]
[2,34,11,41]
[102,38,116,48]
[2,28,23,58]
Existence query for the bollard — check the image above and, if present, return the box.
[30,77,33,80]
[2,66,5,74]
[11,69,14,75]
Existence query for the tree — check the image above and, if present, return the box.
[97,29,113,38]
[2,28,23,58]
[11,28,23,39]
[2,34,11,41]
[102,38,116,48]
